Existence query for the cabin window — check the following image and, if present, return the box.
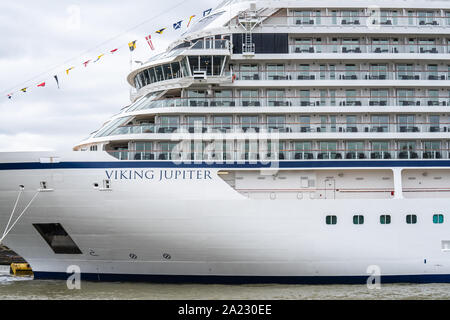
[380,215,391,225]
[353,215,364,225]
[406,214,417,224]
[326,215,337,225]
[433,214,444,224]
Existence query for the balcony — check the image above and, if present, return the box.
[398,151,420,159]
[370,152,392,159]
[281,12,450,28]
[107,147,449,162]
[234,70,450,81]
[124,96,450,111]
[289,44,449,55]
[105,121,450,138]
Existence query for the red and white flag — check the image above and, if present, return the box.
[145,35,155,51]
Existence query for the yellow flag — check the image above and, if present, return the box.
[66,67,74,75]
[128,41,137,52]
[187,15,196,27]
[94,54,105,63]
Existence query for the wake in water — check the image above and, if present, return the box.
[0,275,33,283]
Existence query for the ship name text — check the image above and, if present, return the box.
[105,169,212,181]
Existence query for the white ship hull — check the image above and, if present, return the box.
[1,151,450,284]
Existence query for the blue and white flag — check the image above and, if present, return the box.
[173,20,183,30]
[203,8,212,17]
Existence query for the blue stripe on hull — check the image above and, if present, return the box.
[33,272,450,285]
[1,160,450,171]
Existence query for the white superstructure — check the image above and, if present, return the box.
[2,0,450,283]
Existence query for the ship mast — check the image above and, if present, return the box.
[238,2,262,57]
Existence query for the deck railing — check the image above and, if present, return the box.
[234,70,450,81]
[126,96,450,112]
[107,148,450,161]
[249,13,450,28]
[288,44,450,54]
[107,121,450,136]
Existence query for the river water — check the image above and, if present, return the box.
[1,275,450,299]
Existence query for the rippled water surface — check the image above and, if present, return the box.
[1,275,450,300]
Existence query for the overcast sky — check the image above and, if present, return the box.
[0,0,217,152]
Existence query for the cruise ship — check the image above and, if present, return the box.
[2,0,450,284]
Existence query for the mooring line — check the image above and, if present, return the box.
[1,191,40,243]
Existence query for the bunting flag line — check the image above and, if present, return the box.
[173,20,183,30]
[128,41,137,52]
[54,75,60,89]
[155,28,166,35]
[94,54,105,63]
[203,8,212,17]
[66,67,74,75]
[3,6,218,100]
[187,15,196,27]
[145,35,155,51]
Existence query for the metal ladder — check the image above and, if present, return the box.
[238,4,262,56]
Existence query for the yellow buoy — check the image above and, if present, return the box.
[10,263,33,276]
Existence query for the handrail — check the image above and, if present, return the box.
[118,121,450,127]
[106,122,450,137]
[236,69,450,73]
[123,95,450,112]
[106,148,449,161]
[107,148,450,153]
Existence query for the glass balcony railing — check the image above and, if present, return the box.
[289,44,449,54]
[190,39,230,50]
[106,122,450,137]
[107,147,449,161]
[234,70,450,81]
[253,13,450,28]
[126,96,450,111]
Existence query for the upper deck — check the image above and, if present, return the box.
[74,0,450,163]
